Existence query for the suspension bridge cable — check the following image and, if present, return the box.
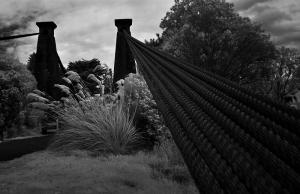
[119,31,300,194]
[127,36,300,190]
[125,33,300,121]
[124,33,300,138]
[0,32,39,41]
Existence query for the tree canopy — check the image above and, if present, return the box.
[158,0,277,85]
[68,59,108,80]
[269,47,300,100]
[67,58,112,94]
[0,57,36,138]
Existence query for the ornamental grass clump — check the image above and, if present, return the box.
[49,97,140,155]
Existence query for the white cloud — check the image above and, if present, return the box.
[229,0,300,50]
[0,0,174,68]
[3,0,300,68]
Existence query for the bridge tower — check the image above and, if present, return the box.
[113,19,136,86]
[35,21,65,98]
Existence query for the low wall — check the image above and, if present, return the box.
[0,134,54,161]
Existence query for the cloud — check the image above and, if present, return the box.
[228,0,300,50]
[0,1,45,55]
[230,0,274,11]
[0,0,174,68]
[2,0,300,67]
[250,5,292,27]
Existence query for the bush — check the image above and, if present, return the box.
[0,58,36,139]
[67,59,113,94]
[0,85,23,138]
[49,97,141,155]
[120,73,168,149]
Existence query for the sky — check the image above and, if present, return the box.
[0,0,300,69]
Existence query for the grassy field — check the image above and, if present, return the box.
[0,150,198,194]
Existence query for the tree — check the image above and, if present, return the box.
[145,33,163,48]
[27,52,36,76]
[159,0,276,86]
[269,47,300,101]
[0,57,36,139]
[67,59,112,94]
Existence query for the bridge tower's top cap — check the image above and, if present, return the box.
[115,19,132,33]
[36,21,57,29]
[115,19,132,28]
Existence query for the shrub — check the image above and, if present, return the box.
[49,97,141,155]
[67,59,113,94]
[120,73,169,149]
[0,58,36,139]
[0,85,23,139]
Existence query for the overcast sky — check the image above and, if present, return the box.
[0,0,299,69]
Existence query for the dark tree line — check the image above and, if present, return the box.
[145,0,300,102]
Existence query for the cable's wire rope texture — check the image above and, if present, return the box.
[120,32,300,194]
[125,34,300,135]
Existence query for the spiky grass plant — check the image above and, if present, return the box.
[49,97,141,155]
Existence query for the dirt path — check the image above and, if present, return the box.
[0,151,197,194]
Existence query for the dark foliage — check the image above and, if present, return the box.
[27,52,36,75]
[0,58,36,139]
[158,0,276,88]
[145,33,163,48]
[269,47,300,101]
[67,59,113,94]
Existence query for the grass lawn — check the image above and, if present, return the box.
[0,150,198,194]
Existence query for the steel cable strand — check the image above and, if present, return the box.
[125,34,300,120]
[129,43,251,194]
[136,43,300,185]
[157,62,300,170]
[140,51,283,193]
[186,62,300,119]
[126,39,224,194]
[130,42,226,194]
[199,67,300,119]
[127,36,300,137]
[197,79,300,150]
[128,39,300,148]
[146,69,248,194]
[125,35,300,132]
[140,51,288,193]
[151,59,300,192]
[194,72,300,136]
[127,37,300,170]
[188,72,300,144]
[166,59,300,149]
[126,38,300,192]
[0,32,39,41]
[189,75,300,150]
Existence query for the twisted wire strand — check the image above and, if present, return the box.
[126,34,300,134]
[130,41,252,193]
[127,38,225,194]
[129,33,300,118]
[120,32,300,193]
[129,37,300,148]
[131,42,290,193]
[129,39,300,192]
[127,37,300,169]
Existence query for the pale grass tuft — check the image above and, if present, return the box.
[49,98,140,155]
[87,73,101,85]
[54,84,71,95]
[28,102,51,111]
[26,93,49,103]
[65,71,81,83]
